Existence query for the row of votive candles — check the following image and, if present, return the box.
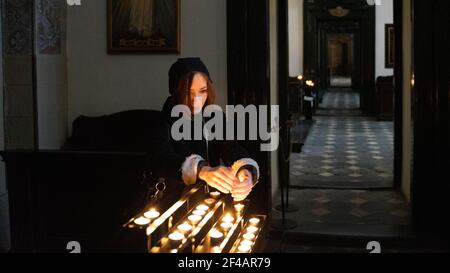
[237,217,261,253]
[168,192,223,250]
[133,208,161,226]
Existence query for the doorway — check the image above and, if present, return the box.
[327,33,354,88]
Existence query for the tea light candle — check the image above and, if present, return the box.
[246,226,259,234]
[222,214,235,223]
[177,222,193,234]
[196,204,209,211]
[144,209,160,220]
[234,203,245,213]
[243,232,256,241]
[249,218,260,226]
[210,191,221,199]
[204,198,217,206]
[134,217,150,226]
[210,229,224,246]
[220,221,233,232]
[240,240,253,247]
[238,244,251,253]
[193,210,206,216]
[168,231,185,248]
[188,214,202,225]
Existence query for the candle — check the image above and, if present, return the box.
[220,221,233,232]
[193,210,206,216]
[249,218,260,226]
[222,214,235,223]
[240,240,254,247]
[238,244,251,253]
[168,231,185,248]
[196,204,209,211]
[234,203,245,214]
[177,222,193,234]
[243,232,256,241]
[188,215,202,225]
[210,229,224,246]
[144,209,160,220]
[204,198,217,206]
[134,217,150,226]
[246,226,259,234]
[210,191,221,199]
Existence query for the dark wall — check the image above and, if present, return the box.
[411,0,450,247]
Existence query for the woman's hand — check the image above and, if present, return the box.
[198,166,239,194]
[231,169,254,202]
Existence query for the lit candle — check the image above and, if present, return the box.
[168,231,185,248]
[210,191,221,199]
[210,229,224,246]
[238,244,251,253]
[249,218,260,226]
[177,222,193,234]
[196,204,209,211]
[144,209,160,220]
[134,217,150,226]
[234,203,245,214]
[193,210,206,216]
[212,246,221,253]
[240,240,254,247]
[204,198,217,206]
[220,221,233,232]
[243,232,256,241]
[246,226,259,234]
[188,214,202,225]
[222,214,235,223]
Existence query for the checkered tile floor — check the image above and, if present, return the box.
[290,91,394,189]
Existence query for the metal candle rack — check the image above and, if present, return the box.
[124,185,266,253]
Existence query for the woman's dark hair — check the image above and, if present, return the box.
[172,71,216,112]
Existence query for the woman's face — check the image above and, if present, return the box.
[189,73,208,114]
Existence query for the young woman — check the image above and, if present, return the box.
[155,58,259,202]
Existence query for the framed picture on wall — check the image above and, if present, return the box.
[385,24,395,68]
[107,0,180,54]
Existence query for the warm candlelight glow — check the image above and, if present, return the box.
[210,191,221,199]
[240,240,253,247]
[204,198,217,205]
[196,204,209,211]
[249,218,260,226]
[134,217,150,226]
[144,209,160,219]
[193,210,206,216]
[243,232,256,241]
[297,75,304,80]
[238,244,251,253]
[220,221,233,231]
[210,229,224,246]
[168,231,185,248]
[222,214,235,223]
[246,226,259,234]
[234,203,245,213]
[188,214,202,225]
[177,222,193,233]
[210,229,224,239]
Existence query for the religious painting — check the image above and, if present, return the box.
[385,24,395,68]
[107,0,180,54]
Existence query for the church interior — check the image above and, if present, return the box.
[0,0,449,253]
